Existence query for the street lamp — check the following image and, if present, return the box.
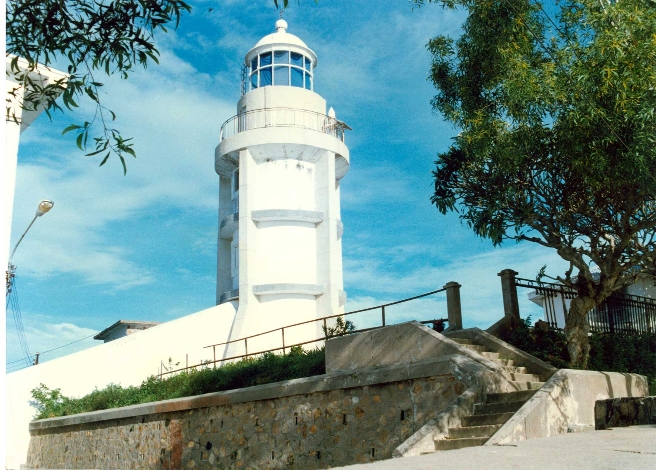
[6,200,54,295]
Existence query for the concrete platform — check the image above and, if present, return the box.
[334,425,656,470]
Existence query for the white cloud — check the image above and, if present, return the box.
[11,44,235,289]
[6,320,98,370]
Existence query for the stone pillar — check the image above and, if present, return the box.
[443,281,462,331]
[498,269,520,322]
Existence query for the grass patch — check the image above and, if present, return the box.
[32,346,325,420]
[500,317,656,394]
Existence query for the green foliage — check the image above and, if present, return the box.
[420,0,656,368]
[322,316,356,339]
[31,346,325,419]
[500,318,656,394]
[588,333,656,394]
[6,0,191,174]
[499,316,570,368]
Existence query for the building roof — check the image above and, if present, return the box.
[253,19,309,49]
[94,320,161,340]
[247,19,318,67]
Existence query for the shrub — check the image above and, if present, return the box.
[498,317,570,369]
[500,317,656,394]
[31,346,325,419]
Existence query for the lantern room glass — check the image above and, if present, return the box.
[248,49,313,92]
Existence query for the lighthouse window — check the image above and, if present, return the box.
[291,52,303,68]
[274,50,289,64]
[274,66,288,85]
[291,67,303,88]
[232,169,239,195]
[248,51,313,91]
[260,67,272,87]
[260,52,272,67]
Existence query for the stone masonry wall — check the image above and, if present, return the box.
[27,372,465,469]
[595,396,656,430]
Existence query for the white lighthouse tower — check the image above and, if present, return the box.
[215,19,350,355]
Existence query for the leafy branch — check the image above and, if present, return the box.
[6,0,191,173]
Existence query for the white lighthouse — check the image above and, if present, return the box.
[215,20,350,355]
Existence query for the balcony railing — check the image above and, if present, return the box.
[220,107,351,142]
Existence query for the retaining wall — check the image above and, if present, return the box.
[595,396,656,429]
[485,370,649,444]
[7,302,238,470]
[26,356,474,470]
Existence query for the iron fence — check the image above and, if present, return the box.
[219,107,350,142]
[515,277,655,335]
[158,287,449,378]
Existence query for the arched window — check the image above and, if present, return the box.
[249,49,313,91]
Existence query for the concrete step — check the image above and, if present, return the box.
[509,381,545,391]
[434,437,488,451]
[481,351,500,360]
[451,337,474,345]
[493,358,515,367]
[462,412,514,427]
[448,424,501,439]
[485,389,537,404]
[500,365,528,374]
[463,344,486,353]
[474,400,524,415]
[503,372,543,382]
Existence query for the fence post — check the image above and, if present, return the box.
[498,269,520,323]
[443,282,462,331]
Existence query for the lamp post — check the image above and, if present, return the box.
[6,200,54,295]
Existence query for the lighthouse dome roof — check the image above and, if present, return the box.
[246,20,317,66]
[253,20,309,49]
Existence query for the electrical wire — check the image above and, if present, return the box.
[39,332,98,355]
[5,330,99,371]
[7,277,33,368]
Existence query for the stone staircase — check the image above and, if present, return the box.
[431,337,546,452]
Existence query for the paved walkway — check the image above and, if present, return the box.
[334,425,656,470]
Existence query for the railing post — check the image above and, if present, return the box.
[498,269,520,324]
[282,328,286,354]
[213,346,216,369]
[381,306,386,327]
[245,338,248,357]
[443,281,462,331]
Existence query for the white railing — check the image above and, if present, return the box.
[220,107,349,142]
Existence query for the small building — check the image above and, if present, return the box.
[93,320,161,343]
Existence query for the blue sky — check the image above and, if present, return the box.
[6,0,568,371]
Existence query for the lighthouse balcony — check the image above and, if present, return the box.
[220,107,351,143]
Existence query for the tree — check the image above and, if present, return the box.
[420,0,656,368]
[6,0,191,174]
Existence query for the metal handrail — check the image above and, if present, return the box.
[158,287,448,378]
[219,107,351,142]
[204,287,447,350]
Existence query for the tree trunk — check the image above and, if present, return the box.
[564,296,596,369]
